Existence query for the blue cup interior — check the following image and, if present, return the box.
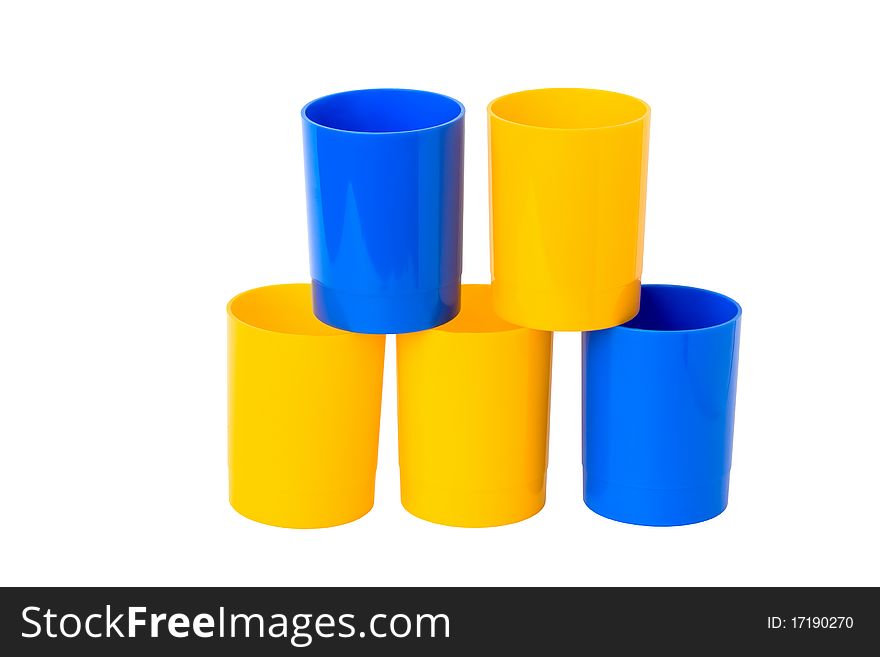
[624,285,740,331]
[303,88,463,133]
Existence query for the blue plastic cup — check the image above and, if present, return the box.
[582,284,742,526]
[301,88,465,334]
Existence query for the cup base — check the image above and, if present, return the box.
[491,279,641,332]
[401,478,546,528]
[230,484,375,530]
[312,281,460,334]
[584,475,730,527]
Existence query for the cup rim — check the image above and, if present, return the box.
[227,283,356,338]
[615,284,742,334]
[488,87,649,132]
[301,88,465,136]
[432,284,531,335]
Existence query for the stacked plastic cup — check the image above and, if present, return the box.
[397,285,552,527]
[226,86,741,529]
[582,285,741,525]
[227,284,385,528]
[488,88,650,331]
[302,88,465,334]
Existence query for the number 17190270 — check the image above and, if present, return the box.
[768,617,854,630]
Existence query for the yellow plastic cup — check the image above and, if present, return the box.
[488,88,651,331]
[396,284,553,527]
[227,283,385,528]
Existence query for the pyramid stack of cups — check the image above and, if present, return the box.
[227,88,742,529]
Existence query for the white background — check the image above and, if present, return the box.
[1,0,878,587]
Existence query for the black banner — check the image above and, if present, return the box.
[0,587,872,654]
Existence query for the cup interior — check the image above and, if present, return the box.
[623,285,740,332]
[303,88,463,133]
[490,88,648,130]
[228,284,343,336]
[438,285,521,334]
